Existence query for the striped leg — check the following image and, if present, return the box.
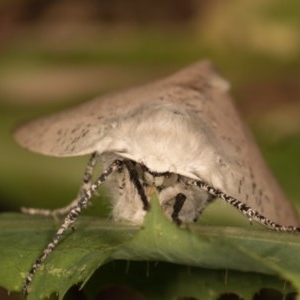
[123,160,150,210]
[22,159,123,297]
[21,152,99,217]
[185,178,300,233]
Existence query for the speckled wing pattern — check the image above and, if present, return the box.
[13,60,299,225]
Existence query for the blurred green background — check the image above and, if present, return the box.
[0,0,300,221]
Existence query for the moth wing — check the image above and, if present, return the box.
[164,61,299,225]
[13,60,217,157]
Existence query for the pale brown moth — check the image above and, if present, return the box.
[13,60,300,296]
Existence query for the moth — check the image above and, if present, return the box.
[14,60,300,296]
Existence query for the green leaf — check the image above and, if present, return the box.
[0,196,299,299]
[0,213,138,299]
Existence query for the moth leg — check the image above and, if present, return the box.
[171,193,186,225]
[22,159,123,297]
[123,160,150,210]
[21,152,99,217]
[185,178,300,233]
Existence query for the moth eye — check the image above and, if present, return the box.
[161,173,178,187]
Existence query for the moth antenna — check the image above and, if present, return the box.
[21,152,100,217]
[185,178,300,233]
[22,159,123,297]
